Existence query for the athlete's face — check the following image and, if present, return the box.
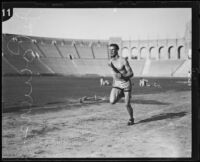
[109,46,118,58]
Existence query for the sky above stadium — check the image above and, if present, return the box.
[2,8,191,40]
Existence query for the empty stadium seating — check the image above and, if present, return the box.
[2,56,19,75]
[36,38,62,58]
[2,33,191,78]
[72,59,111,76]
[73,59,95,75]
[19,38,45,58]
[94,59,111,76]
[3,49,54,75]
[2,34,55,75]
[57,44,79,59]
[40,58,78,75]
[2,48,27,72]
[92,42,108,59]
[28,58,54,75]
[75,42,94,59]
[2,34,21,56]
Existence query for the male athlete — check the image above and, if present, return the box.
[108,43,134,125]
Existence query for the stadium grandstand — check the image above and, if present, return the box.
[2,31,191,77]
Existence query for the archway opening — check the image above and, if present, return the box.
[168,46,176,59]
[188,49,191,59]
[149,47,156,59]
[122,47,129,58]
[158,46,164,60]
[131,47,138,59]
[140,47,147,59]
[178,45,185,59]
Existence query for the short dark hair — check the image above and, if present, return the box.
[109,43,119,50]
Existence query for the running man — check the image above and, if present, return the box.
[108,44,135,125]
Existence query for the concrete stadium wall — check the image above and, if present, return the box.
[122,38,190,60]
[129,60,146,77]
[142,60,185,77]
[173,60,191,77]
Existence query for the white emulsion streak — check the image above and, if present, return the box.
[6,36,34,141]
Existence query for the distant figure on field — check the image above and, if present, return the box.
[100,77,110,86]
[153,80,161,88]
[139,78,149,87]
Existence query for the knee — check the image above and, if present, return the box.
[109,98,116,104]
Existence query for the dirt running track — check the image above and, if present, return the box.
[2,90,191,158]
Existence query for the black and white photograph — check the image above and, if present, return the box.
[2,2,196,159]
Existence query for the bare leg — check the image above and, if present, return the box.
[124,91,134,124]
[109,88,123,104]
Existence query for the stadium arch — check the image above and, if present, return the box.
[140,47,148,59]
[131,47,138,59]
[122,47,129,58]
[149,46,157,59]
[168,46,175,59]
[178,45,185,59]
[158,46,164,60]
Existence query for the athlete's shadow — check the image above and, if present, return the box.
[131,99,170,105]
[116,99,170,105]
[136,111,187,124]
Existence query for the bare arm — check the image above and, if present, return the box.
[121,58,133,79]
